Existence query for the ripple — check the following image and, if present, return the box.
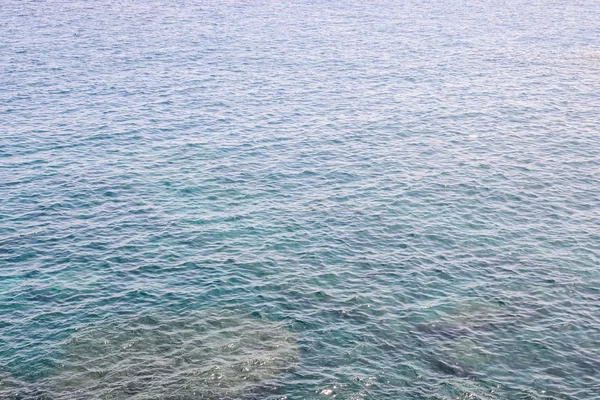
[2,0,600,398]
[9,310,298,400]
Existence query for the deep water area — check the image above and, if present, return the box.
[1,0,600,399]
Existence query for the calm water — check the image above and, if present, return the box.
[1,1,600,399]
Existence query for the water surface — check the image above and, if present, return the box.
[1,0,600,399]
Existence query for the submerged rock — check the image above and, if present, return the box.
[38,310,299,400]
[415,300,516,341]
[430,358,475,378]
[414,301,510,379]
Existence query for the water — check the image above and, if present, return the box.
[1,0,600,398]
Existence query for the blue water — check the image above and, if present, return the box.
[2,1,600,399]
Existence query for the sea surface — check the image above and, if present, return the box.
[1,1,600,399]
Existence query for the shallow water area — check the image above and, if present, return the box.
[39,310,298,399]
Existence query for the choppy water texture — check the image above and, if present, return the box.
[50,311,297,399]
[1,1,600,399]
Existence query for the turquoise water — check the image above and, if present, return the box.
[1,0,600,398]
